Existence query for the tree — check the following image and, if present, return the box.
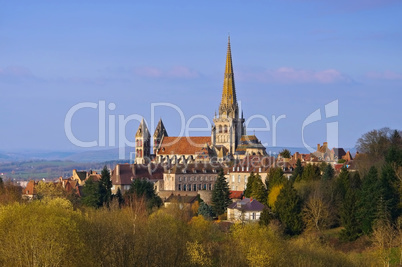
[198,201,214,219]
[244,172,256,198]
[340,186,361,241]
[358,166,382,234]
[301,164,321,181]
[279,149,291,159]
[322,164,335,180]
[268,184,283,211]
[291,159,303,182]
[126,179,162,211]
[303,189,331,232]
[82,177,101,208]
[275,181,304,235]
[115,187,124,208]
[251,174,267,204]
[99,166,112,208]
[266,167,286,193]
[211,169,231,216]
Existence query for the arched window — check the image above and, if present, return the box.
[224,125,228,133]
[218,125,222,133]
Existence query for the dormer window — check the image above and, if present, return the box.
[242,167,244,171]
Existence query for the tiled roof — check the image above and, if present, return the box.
[228,198,265,212]
[23,180,37,195]
[230,191,243,199]
[111,163,164,185]
[157,136,211,155]
[164,195,198,204]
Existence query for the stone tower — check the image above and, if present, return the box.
[213,36,245,155]
[153,118,168,155]
[135,119,151,164]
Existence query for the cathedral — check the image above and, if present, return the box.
[134,37,267,165]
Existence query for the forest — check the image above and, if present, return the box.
[0,127,401,267]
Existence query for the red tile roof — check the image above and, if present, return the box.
[230,191,243,199]
[157,136,211,155]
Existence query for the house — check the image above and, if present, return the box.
[227,197,265,222]
[22,180,38,200]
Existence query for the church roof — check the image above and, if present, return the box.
[157,136,211,155]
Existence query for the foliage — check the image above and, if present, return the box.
[81,177,101,208]
[322,164,335,180]
[211,169,231,216]
[266,167,286,193]
[275,181,304,235]
[291,159,303,182]
[250,174,267,204]
[35,180,66,200]
[268,184,283,211]
[0,180,22,205]
[358,166,381,234]
[198,201,214,219]
[244,172,256,198]
[301,164,321,181]
[126,178,162,211]
[115,187,124,207]
[279,149,291,158]
[99,165,112,207]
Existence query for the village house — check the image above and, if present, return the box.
[227,197,265,222]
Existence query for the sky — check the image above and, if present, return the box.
[0,0,401,153]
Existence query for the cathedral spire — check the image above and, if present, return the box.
[219,35,238,119]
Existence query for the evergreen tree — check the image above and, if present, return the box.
[198,201,214,219]
[275,180,304,235]
[99,166,112,208]
[322,164,335,180]
[115,187,124,208]
[301,164,321,181]
[279,149,291,158]
[266,167,286,193]
[340,174,361,242]
[251,174,267,204]
[82,178,101,208]
[380,164,399,222]
[244,172,256,198]
[291,159,303,182]
[211,169,231,216]
[340,188,361,241]
[358,166,382,234]
[0,177,3,189]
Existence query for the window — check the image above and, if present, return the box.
[184,177,186,182]
[193,184,197,191]
[179,177,182,182]
[188,184,191,191]
[209,184,212,190]
[238,175,241,183]
[232,175,235,182]
[252,213,256,220]
[203,184,207,190]
[183,184,187,191]
[259,168,261,173]
[244,175,247,183]
[178,184,181,191]
[198,184,202,190]
[242,167,244,171]
[232,185,235,190]
[200,176,203,181]
[246,167,249,171]
[233,167,235,171]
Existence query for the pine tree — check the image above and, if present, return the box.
[275,180,304,235]
[358,166,381,234]
[99,165,112,208]
[322,164,335,180]
[115,187,124,208]
[291,159,303,182]
[340,185,361,241]
[251,174,267,204]
[244,172,256,198]
[301,164,321,181]
[198,201,214,219]
[266,167,286,193]
[82,177,101,208]
[211,169,231,216]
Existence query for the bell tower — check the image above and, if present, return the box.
[213,36,245,155]
[135,119,151,164]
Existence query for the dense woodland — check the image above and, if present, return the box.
[0,127,401,266]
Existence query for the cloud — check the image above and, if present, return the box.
[237,67,352,84]
[366,71,402,81]
[133,66,199,79]
[0,66,36,82]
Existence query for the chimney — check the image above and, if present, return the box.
[317,144,320,150]
[250,197,253,202]
[116,164,120,184]
[323,142,328,149]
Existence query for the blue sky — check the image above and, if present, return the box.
[0,0,401,152]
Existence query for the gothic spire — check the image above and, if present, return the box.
[219,35,238,119]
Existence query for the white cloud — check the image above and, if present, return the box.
[237,67,352,84]
[366,70,402,81]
